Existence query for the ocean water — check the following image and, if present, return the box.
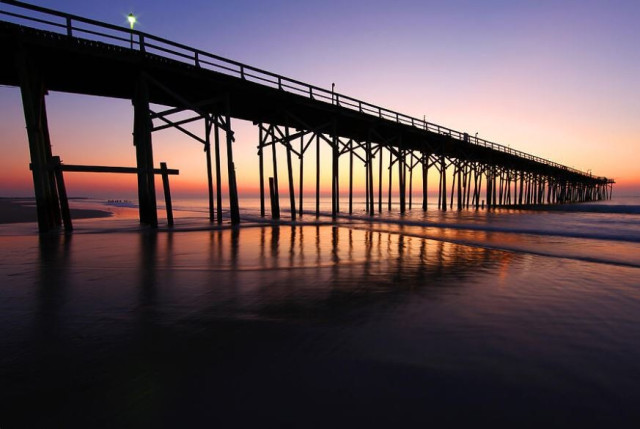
[1,196,640,428]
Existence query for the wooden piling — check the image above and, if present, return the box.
[335,138,340,214]
[438,163,442,210]
[270,125,281,218]
[332,128,338,218]
[160,162,174,226]
[258,125,265,217]
[214,120,223,223]
[422,153,428,211]
[269,177,279,219]
[457,163,462,210]
[473,169,479,208]
[388,149,393,211]
[367,140,374,215]
[491,165,498,208]
[299,134,304,217]
[466,166,472,208]
[441,156,447,212]
[486,170,492,209]
[285,126,296,221]
[52,156,72,231]
[498,172,503,206]
[349,139,354,214]
[408,154,413,211]
[315,133,320,217]
[399,148,406,214]
[205,119,215,222]
[519,171,524,205]
[133,75,158,227]
[224,107,240,225]
[18,52,61,232]
[450,163,456,210]
[378,146,383,213]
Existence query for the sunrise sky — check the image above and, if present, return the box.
[1,0,638,198]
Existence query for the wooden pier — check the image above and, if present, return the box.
[0,1,613,232]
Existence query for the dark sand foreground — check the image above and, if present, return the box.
[2,225,640,428]
[0,197,112,224]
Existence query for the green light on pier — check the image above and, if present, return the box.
[127,13,136,30]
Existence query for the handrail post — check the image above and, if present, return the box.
[139,34,145,52]
[66,17,72,37]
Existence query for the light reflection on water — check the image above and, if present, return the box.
[48,195,640,269]
[1,224,640,427]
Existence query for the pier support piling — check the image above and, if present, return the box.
[269,177,279,219]
[258,125,265,217]
[214,120,223,223]
[160,162,174,226]
[285,126,296,221]
[18,52,61,233]
[224,105,240,225]
[205,118,215,222]
[52,156,72,231]
[132,76,158,227]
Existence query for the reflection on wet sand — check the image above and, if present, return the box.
[26,225,517,325]
[18,225,513,333]
[36,234,72,343]
[2,223,640,428]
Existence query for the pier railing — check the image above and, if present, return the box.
[0,0,603,180]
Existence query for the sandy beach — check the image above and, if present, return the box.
[0,197,112,224]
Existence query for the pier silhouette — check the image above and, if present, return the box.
[0,1,614,232]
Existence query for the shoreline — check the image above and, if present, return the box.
[0,197,112,224]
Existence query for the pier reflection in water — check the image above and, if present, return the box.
[1,225,640,428]
[103,225,505,321]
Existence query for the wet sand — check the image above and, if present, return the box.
[2,199,640,427]
[1,225,640,428]
[0,198,112,224]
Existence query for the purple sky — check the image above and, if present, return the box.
[1,0,638,196]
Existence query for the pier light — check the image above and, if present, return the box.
[127,13,137,49]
